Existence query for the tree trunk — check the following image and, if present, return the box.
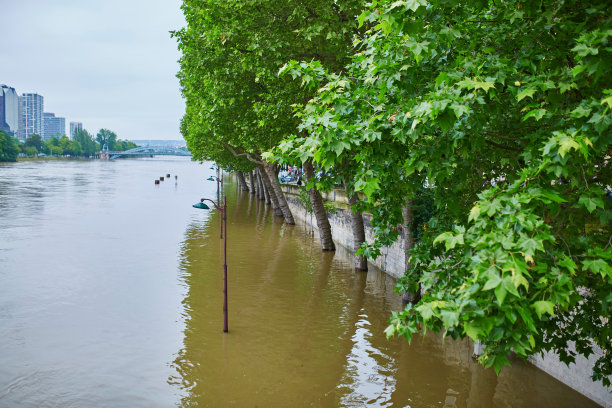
[264,163,295,225]
[261,170,271,204]
[236,171,249,191]
[249,171,256,194]
[303,160,335,251]
[259,165,283,217]
[256,169,265,200]
[401,199,421,304]
[347,190,368,271]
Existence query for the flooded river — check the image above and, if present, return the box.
[0,157,600,407]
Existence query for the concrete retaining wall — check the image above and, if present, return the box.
[279,182,612,407]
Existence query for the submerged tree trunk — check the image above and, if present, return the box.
[347,191,368,271]
[249,171,256,194]
[236,171,249,191]
[401,199,420,304]
[264,163,295,225]
[303,160,335,251]
[259,165,283,217]
[261,171,271,204]
[256,169,265,200]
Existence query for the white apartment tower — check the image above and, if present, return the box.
[20,93,44,140]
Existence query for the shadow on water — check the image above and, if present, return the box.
[170,178,601,408]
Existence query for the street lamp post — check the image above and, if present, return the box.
[193,196,228,333]
[207,175,223,239]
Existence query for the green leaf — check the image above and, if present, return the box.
[539,191,567,203]
[521,237,543,257]
[433,231,464,250]
[417,303,435,321]
[522,109,547,121]
[450,103,469,118]
[440,310,459,328]
[578,195,604,213]
[457,79,495,93]
[406,0,427,12]
[464,322,480,340]
[582,259,612,278]
[533,300,555,318]
[483,274,502,291]
[517,88,536,102]
[468,204,481,222]
[492,354,510,375]
[502,276,520,297]
[558,137,580,157]
[495,284,507,305]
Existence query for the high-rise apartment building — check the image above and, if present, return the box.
[43,112,66,139]
[20,93,44,140]
[0,84,20,137]
[70,121,83,139]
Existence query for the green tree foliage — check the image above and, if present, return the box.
[96,128,117,150]
[43,137,63,156]
[174,0,365,173]
[24,146,38,156]
[25,134,43,152]
[275,0,611,384]
[113,140,137,151]
[0,130,19,162]
[73,129,99,157]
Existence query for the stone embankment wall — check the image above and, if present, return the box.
[278,182,612,408]
[281,184,407,278]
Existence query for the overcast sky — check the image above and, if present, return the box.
[1,0,186,140]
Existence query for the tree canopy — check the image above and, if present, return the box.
[176,0,611,384]
[273,0,611,383]
[96,129,117,150]
[174,0,365,171]
[0,130,19,162]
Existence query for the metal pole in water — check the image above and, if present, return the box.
[223,195,228,333]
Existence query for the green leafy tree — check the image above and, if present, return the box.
[73,129,98,156]
[174,0,366,229]
[25,134,43,152]
[24,146,38,156]
[113,139,137,151]
[96,129,117,150]
[0,130,19,162]
[43,136,64,156]
[277,0,611,384]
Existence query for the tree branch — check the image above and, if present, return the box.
[224,144,263,165]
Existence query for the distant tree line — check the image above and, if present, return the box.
[0,129,137,162]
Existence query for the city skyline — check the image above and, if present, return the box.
[1,0,186,141]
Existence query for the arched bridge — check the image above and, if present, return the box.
[109,146,191,160]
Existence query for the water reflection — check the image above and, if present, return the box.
[171,182,600,408]
[338,313,397,407]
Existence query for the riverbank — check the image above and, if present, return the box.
[16,156,95,161]
[274,179,612,408]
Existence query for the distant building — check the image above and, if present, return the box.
[20,93,44,140]
[17,96,23,140]
[43,112,66,140]
[70,121,83,139]
[0,84,20,137]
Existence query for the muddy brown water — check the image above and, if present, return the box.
[0,157,600,407]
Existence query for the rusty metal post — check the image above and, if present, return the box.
[222,195,228,333]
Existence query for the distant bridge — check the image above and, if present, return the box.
[109,146,191,160]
